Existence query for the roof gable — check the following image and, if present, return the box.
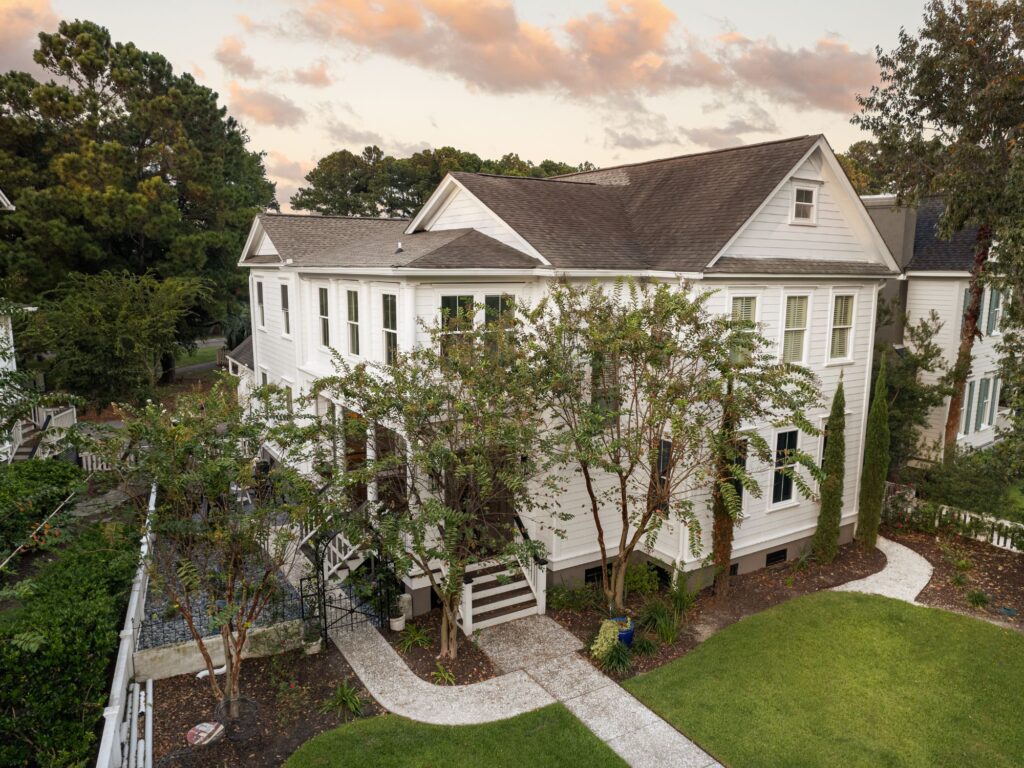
[908,197,978,272]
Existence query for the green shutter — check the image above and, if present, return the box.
[976,378,990,431]
[990,378,1000,425]
[987,289,1001,335]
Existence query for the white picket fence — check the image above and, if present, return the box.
[95,485,155,768]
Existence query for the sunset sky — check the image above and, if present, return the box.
[2,0,929,208]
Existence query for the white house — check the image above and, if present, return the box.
[864,195,1008,456]
[238,135,898,629]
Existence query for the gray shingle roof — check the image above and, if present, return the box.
[706,256,898,277]
[907,197,978,272]
[246,214,541,270]
[227,336,253,369]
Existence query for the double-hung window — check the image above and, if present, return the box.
[730,296,757,365]
[990,378,1001,426]
[347,290,360,355]
[976,378,991,431]
[782,296,809,364]
[961,380,976,435]
[484,294,514,325]
[829,295,854,360]
[772,430,798,505]
[654,439,672,515]
[440,295,473,356]
[792,187,816,223]
[318,287,330,347]
[961,288,971,333]
[280,284,290,336]
[256,281,265,328]
[383,293,398,365]
[987,288,1002,335]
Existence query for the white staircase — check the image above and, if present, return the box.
[459,560,539,633]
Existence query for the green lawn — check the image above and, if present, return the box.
[625,591,1024,768]
[176,344,219,368]
[287,705,625,768]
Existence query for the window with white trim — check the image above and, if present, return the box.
[782,296,808,364]
[731,296,757,323]
[987,288,1003,335]
[990,378,1001,425]
[318,287,330,347]
[772,430,798,505]
[347,290,360,355]
[260,371,268,387]
[792,187,816,223]
[256,281,265,328]
[976,378,991,430]
[280,284,290,336]
[383,293,398,365]
[829,295,854,360]
[960,380,976,435]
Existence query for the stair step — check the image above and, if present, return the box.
[473,586,534,612]
[472,602,538,630]
[472,577,528,600]
[466,560,510,577]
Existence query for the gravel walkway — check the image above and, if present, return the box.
[832,535,933,604]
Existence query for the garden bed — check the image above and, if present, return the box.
[550,542,886,676]
[884,525,1023,628]
[153,644,382,768]
[382,607,497,685]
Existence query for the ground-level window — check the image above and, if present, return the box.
[318,287,330,347]
[261,371,268,387]
[772,430,798,505]
[347,290,359,355]
[782,296,808,364]
[383,293,398,365]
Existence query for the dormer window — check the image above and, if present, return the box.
[792,186,817,225]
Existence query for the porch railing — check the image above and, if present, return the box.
[7,420,23,463]
[513,515,547,615]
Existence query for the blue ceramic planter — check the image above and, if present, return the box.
[612,617,634,647]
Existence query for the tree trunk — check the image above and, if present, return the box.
[611,558,627,612]
[711,481,734,599]
[159,350,176,385]
[440,600,459,660]
[943,226,991,465]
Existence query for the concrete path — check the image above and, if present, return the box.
[331,624,554,725]
[832,535,933,604]
[477,615,721,768]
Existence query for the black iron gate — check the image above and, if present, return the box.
[299,531,398,643]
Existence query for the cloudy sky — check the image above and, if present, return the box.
[2,0,929,208]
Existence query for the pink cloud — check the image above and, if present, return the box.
[227,82,306,126]
[293,59,332,87]
[267,152,307,182]
[0,0,57,76]
[215,36,263,79]
[726,37,879,113]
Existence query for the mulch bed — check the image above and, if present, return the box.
[884,525,1024,629]
[383,607,497,685]
[551,542,886,677]
[152,644,382,768]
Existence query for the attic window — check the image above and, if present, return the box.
[792,187,817,224]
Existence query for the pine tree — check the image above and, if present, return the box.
[857,357,890,548]
[814,381,846,563]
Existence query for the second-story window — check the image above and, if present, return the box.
[256,281,265,328]
[318,287,330,347]
[280,284,290,336]
[383,293,398,365]
[829,295,854,360]
[792,187,816,224]
[782,295,808,364]
[347,290,360,355]
[987,288,1002,335]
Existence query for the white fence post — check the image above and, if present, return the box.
[460,577,474,635]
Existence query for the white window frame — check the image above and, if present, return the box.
[318,286,330,349]
[769,427,801,511]
[729,292,761,324]
[260,369,269,387]
[976,375,995,431]
[382,292,398,365]
[959,379,976,437]
[826,290,857,364]
[779,290,813,366]
[347,288,360,356]
[280,282,291,338]
[790,184,818,226]
[255,280,265,329]
[987,287,1003,337]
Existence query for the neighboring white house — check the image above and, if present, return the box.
[239,135,899,628]
[864,195,1009,457]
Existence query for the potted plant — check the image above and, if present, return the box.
[611,615,634,647]
[388,597,406,632]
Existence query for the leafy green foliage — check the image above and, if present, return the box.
[599,640,633,677]
[590,619,621,663]
[275,679,311,727]
[858,356,890,548]
[909,447,1015,519]
[319,679,364,721]
[631,634,659,657]
[397,623,432,654]
[637,597,679,645]
[967,590,990,608]
[623,561,660,599]
[814,382,846,563]
[292,146,593,218]
[0,20,274,342]
[431,662,456,686]
[0,524,138,768]
[668,575,696,619]
[0,459,84,556]
[547,583,603,613]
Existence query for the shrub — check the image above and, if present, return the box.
[431,662,456,686]
[858,356,890,548]
[632,634,659,657]
[547,583,602,613]
[814,382,846,563]
[397,622,432,653]
[910,447,1014,519]
[967,590,990,608]
[319,679,364,720]
[590,619,620,662]
[624,562,660,599]
[637,597,679,645]
[0,523,138,767]
[600,640,632,676]
[0,460,85,555]
[276,679,311,726]
[668,574,696,619]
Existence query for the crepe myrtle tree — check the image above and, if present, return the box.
[114,375,317,703]
[708,306,822,598]
[310,301,556,659]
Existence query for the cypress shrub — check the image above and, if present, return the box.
[814,381,846,563]
[857,356,890,548]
